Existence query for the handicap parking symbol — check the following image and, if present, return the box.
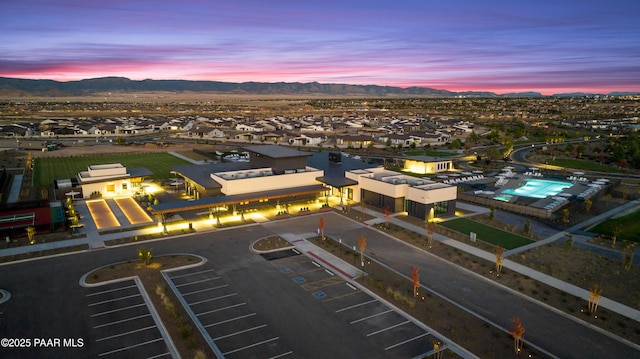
[293,276,305,283]
[312,291,326,299]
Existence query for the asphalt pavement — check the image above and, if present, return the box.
[1,204,640,358]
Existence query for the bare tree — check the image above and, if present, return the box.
[495,245,505,273]
[432,341,443,359]
[508,317,525,355]
[411,265,420,297]
[611,223,622,247]
[588,283,602,315]
[357,235,367,265]
[427,221,435,248]
[319,217,326,242]
[26,226,36,245]
[623,244,634,270]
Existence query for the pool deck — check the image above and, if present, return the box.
[493,176,608,210]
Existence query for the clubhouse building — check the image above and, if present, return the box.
[76,163,152,199]
[152,145,457,221]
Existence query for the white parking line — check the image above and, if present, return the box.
[270,351,294,359]
[98,337,164,356]
[86,284,137,296]
[170,269,217,279]
[91,303,144,317]
[350,309,393,324]
[189,293,237,306]
[181,284,229,296]
[222,337,279,355]
[96,325,157,342]
[366,320,410,336]
[91,303,146,317]
[174,276,221,287]
[93,314,151,329]
[88,293,141,306]
[384,332,430,351]
[145,352,171,359]
[197,302,246,316]
[335,299,377,313]
[213,324,268,340]
[204,313,256,328]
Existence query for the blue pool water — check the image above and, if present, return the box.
[500,179,572,199]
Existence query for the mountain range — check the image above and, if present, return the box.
[0,76,636,98]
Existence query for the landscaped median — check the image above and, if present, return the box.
[82,253,213,359]
[308,235,548,359]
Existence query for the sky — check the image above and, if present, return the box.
[1,0,639,95]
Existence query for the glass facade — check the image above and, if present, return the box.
[433,201,448,217]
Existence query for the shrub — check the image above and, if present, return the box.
[179,324,192,339]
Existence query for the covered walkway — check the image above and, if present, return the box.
[151,184,328,215]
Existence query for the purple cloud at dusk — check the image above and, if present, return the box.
[1,0,639,95]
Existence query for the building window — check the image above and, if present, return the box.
[433,201,448,217]
[106,184,115,192]
[122,183,128,190]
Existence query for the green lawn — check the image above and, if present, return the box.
[589,210,640,243]
[34,153,191,187]
[438,218,533,249]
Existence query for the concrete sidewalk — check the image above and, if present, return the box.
[355,205,640,323]
[293,238,362,280]
[277,231,362,280]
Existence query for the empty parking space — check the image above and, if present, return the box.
[271,253,439,358]
[166,265,293,358]
[85,280,174,358]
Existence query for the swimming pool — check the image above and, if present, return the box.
[500,179,572,199]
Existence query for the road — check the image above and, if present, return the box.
[1,214,639,358]
[263,213,640,359]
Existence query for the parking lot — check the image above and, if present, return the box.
[165,263,294,358]
[165,248,440,358]
[269,251,438,357]
[85,279,176,358]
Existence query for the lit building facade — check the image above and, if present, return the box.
[346,167,457,220]
[77,163,152,198]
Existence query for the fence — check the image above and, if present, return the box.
[458,193,553,219]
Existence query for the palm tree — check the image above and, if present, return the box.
[138,246,152,266]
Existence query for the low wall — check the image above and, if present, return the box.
[458,193,553,219]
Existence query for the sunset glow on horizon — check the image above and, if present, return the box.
[2,1,639,95]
